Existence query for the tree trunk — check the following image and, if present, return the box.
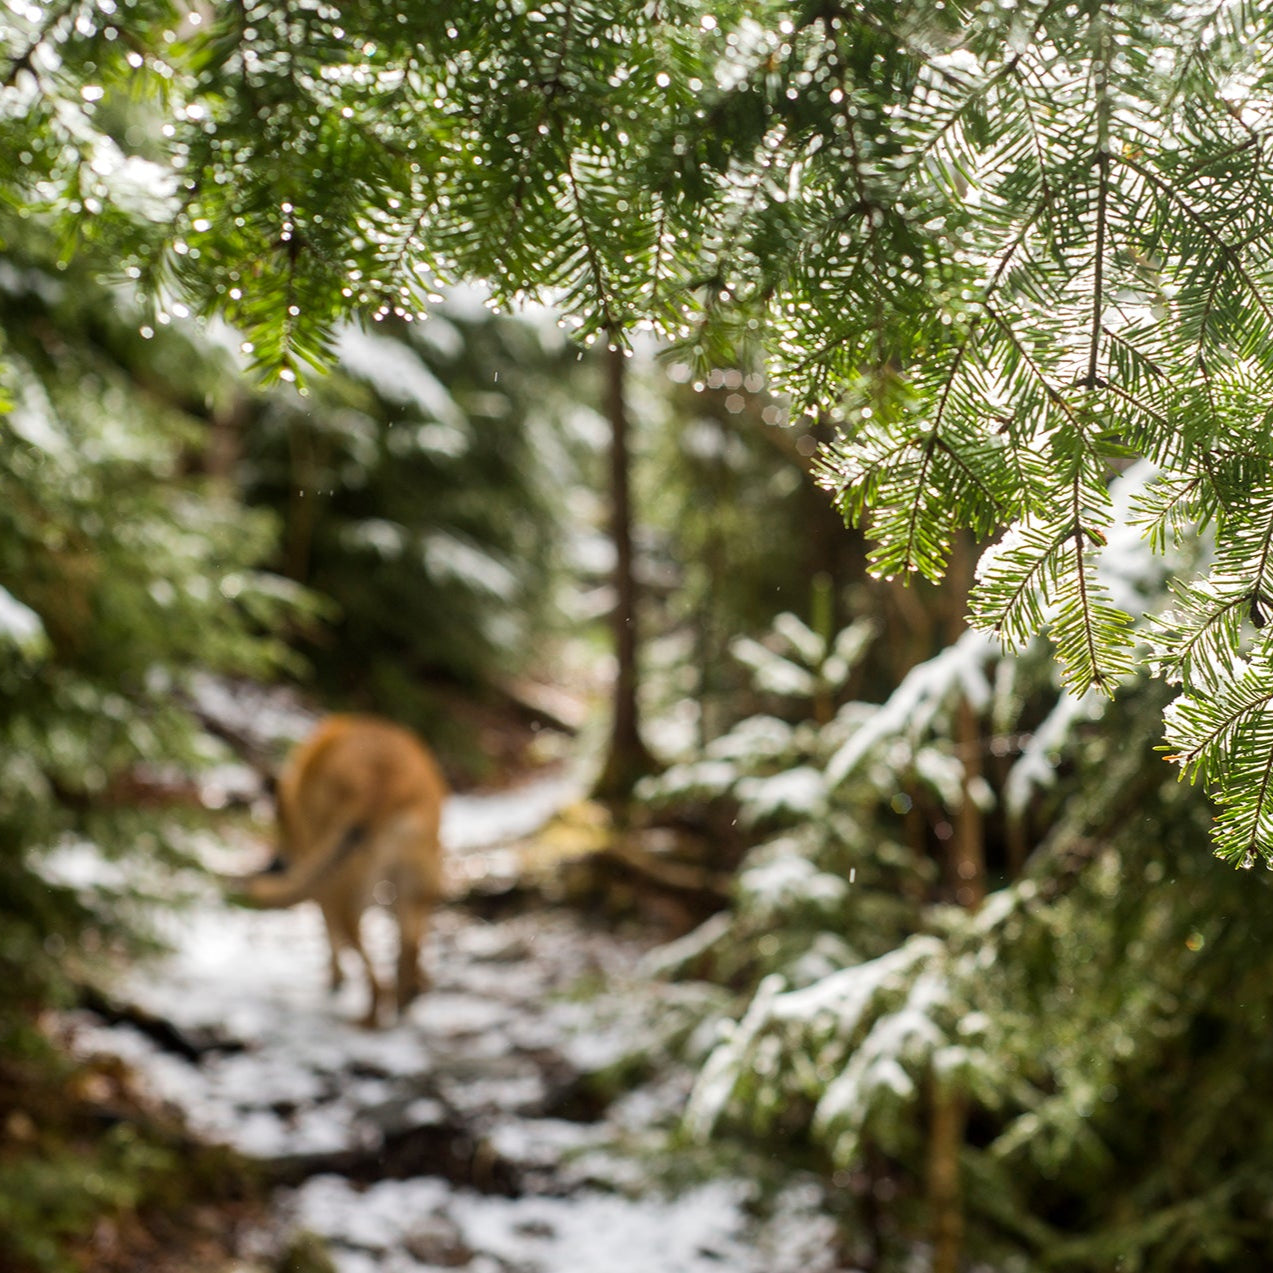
[593,344,656,802]
[952,695,987,910]
[928,1077,967,1273]
[811,571,835,726]
[285,418,320,583]
[927,532,983,1273]
[947,532,986,911]
[205,396,246,489]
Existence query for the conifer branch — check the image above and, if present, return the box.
[1086,5,1111,390]
[1118,153,1273,328]
[1245,743,1273,854]
[1181,133,1263,180]
[1007,60,1056,206]
[1100,326,1168,382]
[563,146,617,331]
[902,432,941,575]
[1173,688,1273,773]
[933,435,1001,509]
[1250,515,1273,611]
[1160,590,1248,683]
[1,0,74,89]
[822,433,927,517]
[648,190,670,312]
[506,8,575,227]
[1102,381,1168,427]
[1070,481,1105,688]
[1087,153,1109,387]
[915,50,1025,166]
[1201,451,1233,516]
[979,523,1068,643]
[984,303,1083,432]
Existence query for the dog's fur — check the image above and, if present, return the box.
[238,714,447,1026]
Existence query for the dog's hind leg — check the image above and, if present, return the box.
[323,894,386,1027]
[394,887,433,1015]
[318,901,347,994]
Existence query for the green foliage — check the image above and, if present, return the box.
[0,1049,262,1273]
[238,305,585,741]
[0,11,1181,837]
[0,1121,174,1273]
[640,371,864,743]
[12,6,1273,1264]
[11,0,1269,852]
[0,217,299,1047]
[661,597,1273,1268]
[643,607,935,986]
[274,1231,340,1273]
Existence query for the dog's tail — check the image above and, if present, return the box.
[229,822,367,909]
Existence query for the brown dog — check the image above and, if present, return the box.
[238,714,447,1027]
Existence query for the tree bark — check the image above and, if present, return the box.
[952,695,987,910]
[593,344,656,801]
[928,1077,967,1273]
[205,395,246,488]
[947,533,986,911]
[285,417,321,583]
[927,532,983,1273]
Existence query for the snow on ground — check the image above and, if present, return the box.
[67,762,844,1273]
[292,1174,762,1273]
[443,769,588,851]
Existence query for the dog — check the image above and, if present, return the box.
[236,714,448,1027]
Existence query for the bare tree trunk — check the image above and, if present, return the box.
[947,532,986,910]
[927,532,983,1273]
[928,1076,967,1273]
[593,344,656,801]
[205,396,245,489]
[286,418,320,584]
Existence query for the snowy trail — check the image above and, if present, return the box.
[68,772,840,1273]
[442,770,586,851]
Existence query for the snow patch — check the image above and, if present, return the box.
[0,585,45,650]
[335,326,463,425]
[292,1174,762,1273]
[826,630,997,786]
[736,766,827,819]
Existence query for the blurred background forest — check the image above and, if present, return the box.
[8,204,1273,1273]
[7,3,1273,1273]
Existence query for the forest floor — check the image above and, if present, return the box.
[57,689,845,1273]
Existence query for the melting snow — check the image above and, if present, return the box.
[826,630,997,786]
[292,1174,762,1273]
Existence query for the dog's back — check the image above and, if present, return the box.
[280,715,446,878]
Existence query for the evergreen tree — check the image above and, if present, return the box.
[645,483,1273,1267]
[12,6,1273,1265]
[10,0,1273,854]
[0,220,299,1046]
[643,361,863,745]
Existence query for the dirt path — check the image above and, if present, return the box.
[67,774,842,1273]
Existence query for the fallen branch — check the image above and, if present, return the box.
[77,985,245,1063]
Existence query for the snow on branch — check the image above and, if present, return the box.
[826,630,998,787]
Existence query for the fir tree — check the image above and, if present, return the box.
[0,219,299,1048]
[10,0,1273,854]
